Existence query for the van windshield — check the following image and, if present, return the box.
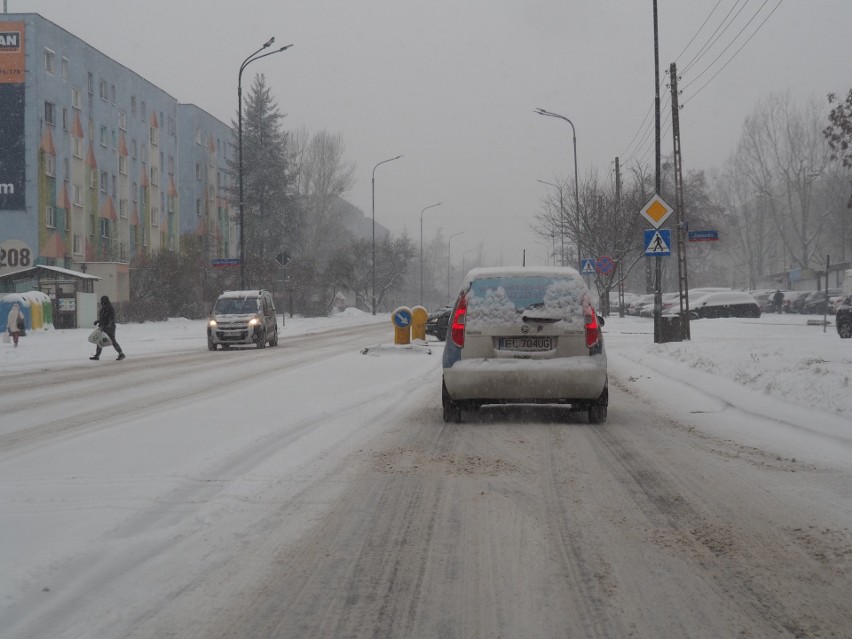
[214,298,259,315]
[467,275,588,326]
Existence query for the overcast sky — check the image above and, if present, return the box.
[12,0,852,267]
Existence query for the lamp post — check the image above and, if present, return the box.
[534,108,581,271]
[238,38,292,289]
[419,202,442,306]
[371,155,403,315]
[537,179,564,266]
[447,231,465,299]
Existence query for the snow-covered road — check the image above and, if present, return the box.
[1,312,850,637]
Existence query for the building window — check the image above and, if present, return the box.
[167,155,174,175]
[45,155,56,177]
[111,174,117,197]
[167,194,175,213]
[150,125,159,146]
[89,171,97,189]
[119,198,128,218]
[118,110,126,131]
[44,48,55,74]
[119,155,128,175]
[140,100,146,119]
[131,137,137,159]
[131,96,137,116]
[168,117,176,136]
[150,166,159,187]
[61,57,68,80]
[195,128,202,145]
[141,144,147,164]
[45,205,56,228]
[99,79,108,101]
[72,137,84,158]
[100,170,108,192]
[195,163,201,180]
[62,108,68,131]
[73,185,83,207]
[196,198,202,216]
[100,218,109,238]
[71,87,82,110]
[87,72,94,94]
[151,207,159,227]
[99,125,108,147]
[142,227,148,247]
[44,101,55,126]
[132,182,137,202]
[112,129,117,150]
[63,158,69,180]
[73,234,82,255]
[120,242,127,262]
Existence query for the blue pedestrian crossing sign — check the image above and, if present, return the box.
[580,258,596,275]
[644,229,671,256]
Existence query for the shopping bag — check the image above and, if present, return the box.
[88,328,112,347]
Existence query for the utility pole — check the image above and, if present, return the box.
[670,62,690,340]
[615,157,625,317]
[652,0,663,343]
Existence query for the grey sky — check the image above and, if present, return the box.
[14,0,852,267]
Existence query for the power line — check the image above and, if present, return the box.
[681,0,751,76]
[673,0,724,64]
[682,0,784,105]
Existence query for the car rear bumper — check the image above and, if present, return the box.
[443,354,606,402]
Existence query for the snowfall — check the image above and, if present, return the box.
[1,306,851,635]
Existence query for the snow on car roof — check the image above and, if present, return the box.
[217,290,267,298]
[462,265,582,284]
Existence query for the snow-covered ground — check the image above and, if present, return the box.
[2,308,851,636]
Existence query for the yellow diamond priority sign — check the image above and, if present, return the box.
[640,194,673,229]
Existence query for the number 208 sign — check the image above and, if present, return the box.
[0,240,33,274]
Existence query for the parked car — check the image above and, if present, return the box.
[689,291,761,319]
[836,299,852,339]
[207,289,279,350]
[425,306,451,341]
[441,266,608,424]
[801,289,842,315]
[781,290,810,313]
[627,293,655,316]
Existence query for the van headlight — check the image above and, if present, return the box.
[248,317,260,326]
[208,319,217,327]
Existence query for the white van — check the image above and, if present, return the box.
[207,289,278,350]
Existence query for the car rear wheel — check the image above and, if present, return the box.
[839,319,852,339]
[587,383,608,424]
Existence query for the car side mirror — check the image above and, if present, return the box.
[597,314,605,327]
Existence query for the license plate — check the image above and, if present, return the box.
[498,336,553,351]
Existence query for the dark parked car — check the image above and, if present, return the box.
[689,291,761,319]
[837,300,852,339]
[425,306,451,341]
[801,289,841,315]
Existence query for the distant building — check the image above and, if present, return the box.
[0,13,235,303]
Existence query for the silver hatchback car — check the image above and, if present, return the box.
[441,267,608,423]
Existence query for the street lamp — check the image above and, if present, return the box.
[447,231,465,299]
[419,202,442,306]
[534,108,581,271]
[371,155,403,315]
[238,37,292,289]
[537,179,564,266]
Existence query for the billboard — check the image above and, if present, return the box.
[0,22,25,210]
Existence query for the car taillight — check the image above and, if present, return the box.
[451,294,467,348]
[585,305,600,348]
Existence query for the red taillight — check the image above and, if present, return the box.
[451,294,467,348]
[585,305,600,348]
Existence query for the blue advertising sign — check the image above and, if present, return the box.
[211,258,240,267]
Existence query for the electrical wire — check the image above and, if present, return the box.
[682,0,784,105]
[681,0,751,76]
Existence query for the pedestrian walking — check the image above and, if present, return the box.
[90,295,125,360]
[6,302,23,347]
[773,289,784,314]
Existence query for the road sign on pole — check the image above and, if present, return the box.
[580,258,595,275]
[644,229,671,256]
[595,255,615,275]
[640,194,673,228]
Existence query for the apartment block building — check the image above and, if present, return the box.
[0,13,234,302]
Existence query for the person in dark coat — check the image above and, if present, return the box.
[91,295,125,360]
[773,289,784,314]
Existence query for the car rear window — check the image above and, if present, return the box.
[467,275,588,327]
